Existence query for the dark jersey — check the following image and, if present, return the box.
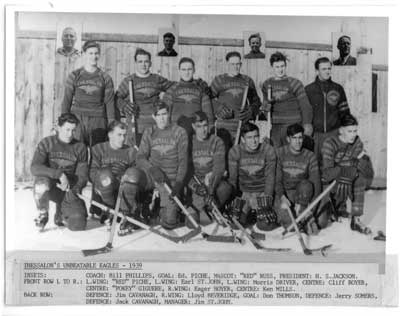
[136,124,188,184]
[228,142,276,195]
[275,145,321,199]
[61,67,115,119]
[116,73,174,133]
[31,135,88,190]
[90,142,137,182]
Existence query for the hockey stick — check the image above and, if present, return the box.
[281,180,337,236]
[193,175,241,243]
[285,205,332,256]
[229,216,291,252]
[234,85,249,146]
[128,79,138,148]
[81,182,124,256]
[163,183,236,243]
[78,194,199,244]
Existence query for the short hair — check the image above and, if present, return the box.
[225,51,241,61]
[152,100,169,115]
[163,32,175,40]
[179,57,195,68]
[62,27,76,37]
[240,122,259,137]
[248,33,261,44]
[108,120,127,133]
[337,35,351,45]
[134,48,151,61]
[269,51,287,66]
[82,40,100,53]
[340,114,358,127]
[286,123,304,137]
[58,113,79,127]
[314,57,332,70]
[191,111,208,124]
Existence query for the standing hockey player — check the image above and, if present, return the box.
[163,57,214,135]
[115,48,174,146]
[31,113,88,231]
[228,122,277,231]
[305,57,350,160]
[275,123,321,233]
[61,40,115,147]
[90,121,146,235]
[261,52,313,148]
[210,51,261,148]
[321,114,374,234]
[136,100,189,230]
[188,111,232,226]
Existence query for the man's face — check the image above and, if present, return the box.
[242,129,260,152]
[84,47,100,67]
[338,37,351,56]
[339,125,358,144]
[249,37,261,53]
[272,60,287,78]
[163,36,175,50]
[62,28,77,49]
[192,120,209,140]
[227,56,241,76]
[153,108,169,129]
[108,126,127,149]
[317,62,332,81]
[136,54,151,75]
[287,132,303,152]
[179,62,194,82]
[58,122,76,143]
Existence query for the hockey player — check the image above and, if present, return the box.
[261,52,313,148]
[187,111,232,226]
[321,114,374,234]
[115,48,174,146]
[31,113,88,231]
[275,123,321,233]
[163,57,214,136]
[136,100,189,230]
[89,121,146,234]
[228,122,277,231]
[210,51,261,148]
[61,40,115,147]
[305,57,350,160]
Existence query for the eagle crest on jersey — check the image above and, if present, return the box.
[179,94,197,104]
[193,156,213,168]
[240,164,263,176]
[137,87,158,98]
[79,85,100,95]
[326,90,340,106]
[227,87,244,98]
[272,87,290,101]
[152,144,175,156]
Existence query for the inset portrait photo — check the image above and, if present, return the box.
[332,32,358,66]
[157,28,178,57]
[243,31,266,59]
[56,22,82,58]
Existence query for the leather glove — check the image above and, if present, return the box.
[149,166,167,184]
[335,166,358,202]
[239,105,253,122]
[256,195,276,223]
[215,104,234,120]
[303,124,313,137]
[123,101,139,117]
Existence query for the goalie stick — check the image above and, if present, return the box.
[78,193,200,246]
[234,85,249,146]
[163,183,237,243]
[128,79,138,149]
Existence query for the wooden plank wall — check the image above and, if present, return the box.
[14,35,388,181]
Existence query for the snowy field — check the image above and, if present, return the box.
[7,184,386,261]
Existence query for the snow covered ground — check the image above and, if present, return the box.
[7,184,386,261]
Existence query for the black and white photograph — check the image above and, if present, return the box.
[3,5,396,309]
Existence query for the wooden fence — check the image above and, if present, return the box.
[15,31,388,182]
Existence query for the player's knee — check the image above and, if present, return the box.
[94,168,115,189]
[123,167,147,187]
[66,213,87,231]
[216,181,233,204]
[295,180,314,206]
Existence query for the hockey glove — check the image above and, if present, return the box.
[58,173,70,192]
[215,104,234,120]
[303,123,313,137]
[194,78,212,97]
[239,105,253,122]
[171,181,184,197]
[123,101,139,117]
[357,155,374,179]
[149,166,167,184]
[335,166,358,202]
[193,182,208,197]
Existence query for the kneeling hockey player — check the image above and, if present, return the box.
[188,111,233,226]
[228,122,277,231]
[321,114,374,234]
[136,100,189,230]
[275,123,321,234]
[31,113,88,231]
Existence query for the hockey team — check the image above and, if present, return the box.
[31,40,375,244]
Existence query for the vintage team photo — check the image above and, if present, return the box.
[9,13,387,262]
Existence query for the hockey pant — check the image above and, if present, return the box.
[33,176,87,231]
[72,113,108,147]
